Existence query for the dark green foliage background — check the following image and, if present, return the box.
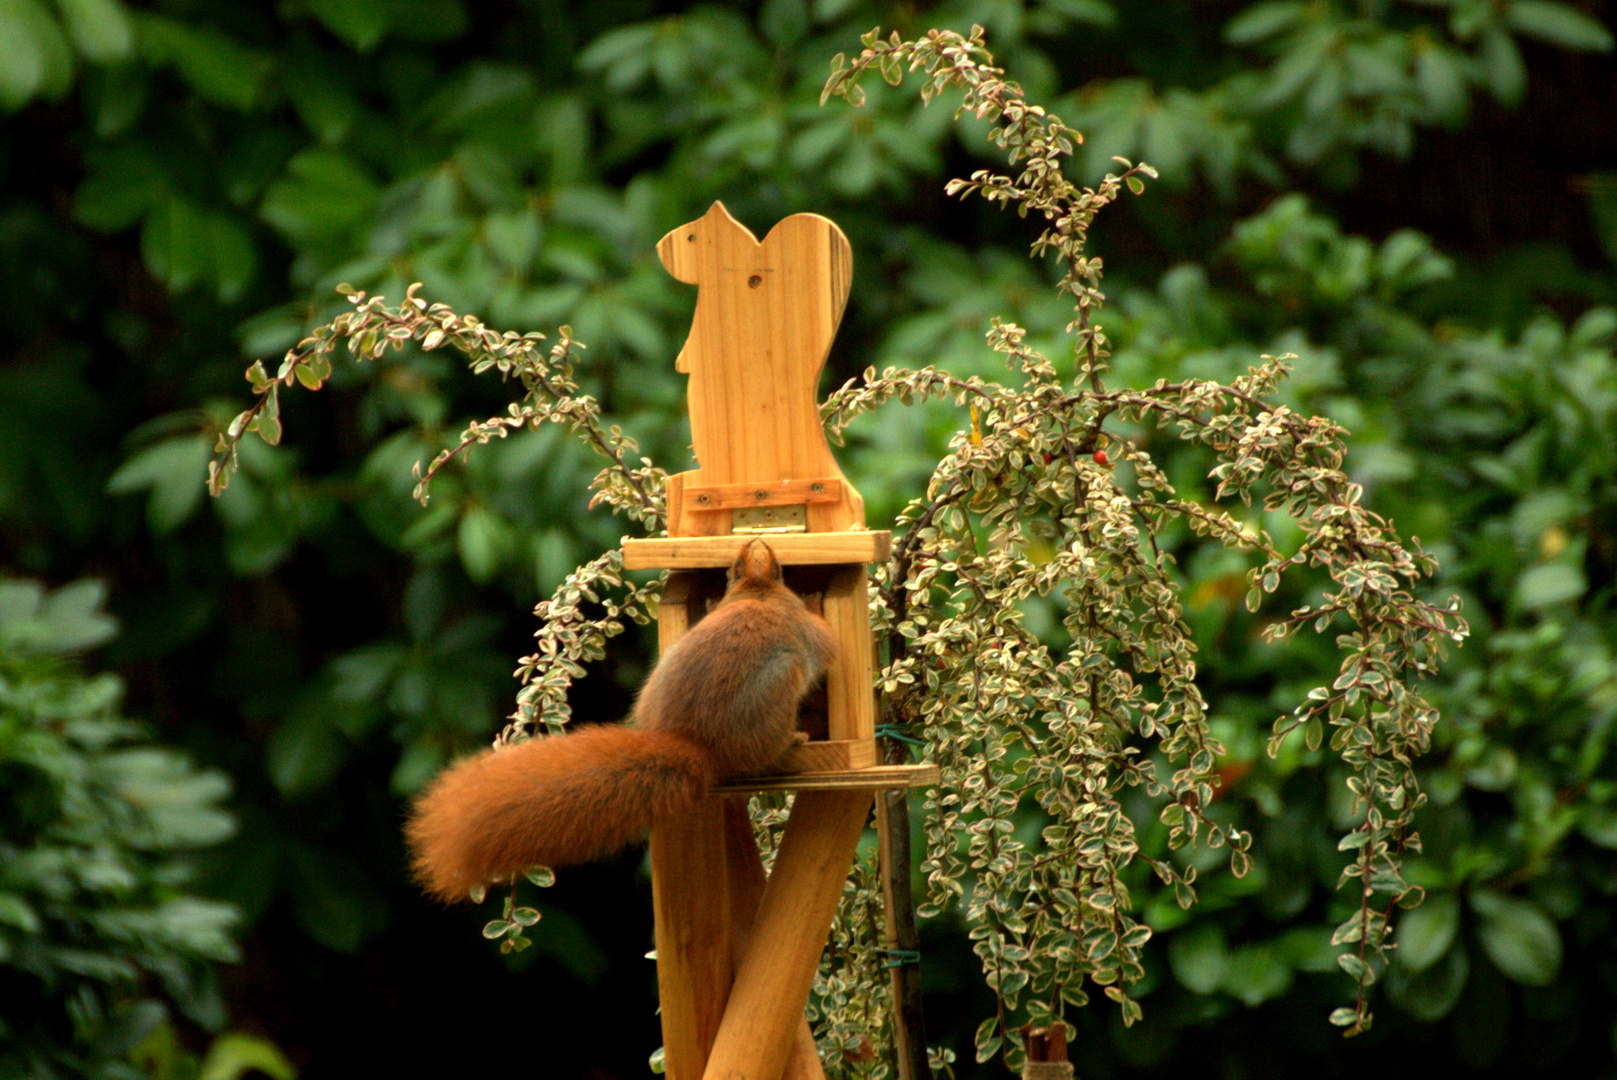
[3,0,1616,1076]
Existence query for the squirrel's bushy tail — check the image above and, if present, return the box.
[406,726,716,902]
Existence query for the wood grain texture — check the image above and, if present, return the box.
[683,477,843,512]
[647,205,893,1078]
[775,738,878,773]
[713,764,939,794]
[656,202,864,536]
[721,800,827,1080]
[651,801,738,1080]
[623,532,890,570]
[649,572,734,1080]
[822,565,876,741]
[702,789,873,1080]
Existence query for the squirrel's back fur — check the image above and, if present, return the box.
[405,540,835,902]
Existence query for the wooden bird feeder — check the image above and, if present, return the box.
[621,202,935,1080]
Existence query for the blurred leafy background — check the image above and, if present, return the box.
[2,0,1615,1076]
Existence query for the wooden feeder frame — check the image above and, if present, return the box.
[620,202,935,1080]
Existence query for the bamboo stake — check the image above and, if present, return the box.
[876,781,929,1080]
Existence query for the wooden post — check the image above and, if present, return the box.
[651,799,741,1078]
[649,572,734,1080]
[1021,1026,1074,1080]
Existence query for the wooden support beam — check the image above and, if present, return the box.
[701,789,873,1080]
[649,571,734,1080]
[651,801,739,1080]
[721,800,826,1080]
[821,565,876,742]
[623,532,890,571]
[683,477,843,511]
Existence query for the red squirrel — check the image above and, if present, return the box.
[405,539,836,902]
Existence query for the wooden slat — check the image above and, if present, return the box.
[623,531,890,570]
[650,572,733,1080]
[822,565,876,741]
[684,477,842,511]
[713,764,938,794]
[701,789,873,1080]
[651,802,737,1080]
[720,799,826,1080]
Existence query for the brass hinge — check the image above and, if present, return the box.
[731,504,807,534]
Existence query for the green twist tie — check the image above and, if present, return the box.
[880,948,922,969]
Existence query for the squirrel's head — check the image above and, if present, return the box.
[727,539,783,590]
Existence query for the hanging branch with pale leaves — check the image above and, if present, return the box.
[812,26,1466,1068]
[207,283,669,754]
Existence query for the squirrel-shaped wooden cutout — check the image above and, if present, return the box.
[657,202,865,535]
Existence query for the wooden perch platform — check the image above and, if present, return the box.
[715,764,938,795]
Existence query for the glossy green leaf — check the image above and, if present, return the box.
[140,197,210,292]
[260,149,380,241]
[1471,891,1562,986]
[1513,563,1586,609]
[29,579,119,653]
[265,713,345,798]
[1389,945,1469,1022]
[1479,27,1526,105]
[1225,1,1307,45]
[483,207,542,271]
[107,435,212,534]
[1166,923,1227,993]
[1414,44,1469,122]
[57,0,132,60]
[283,47,361,143]
[197,1034,297,1080]
[307,0,391,50]
[457,505,513,583]
[1395,892,1458,973]
[759,0,807,46]
[1578,804,1617,849]
[72,146,164,230]
[135,13,269,109]
[0,0,72,108]
[1223,942,1293,1006]
[1506,1,1614,51]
